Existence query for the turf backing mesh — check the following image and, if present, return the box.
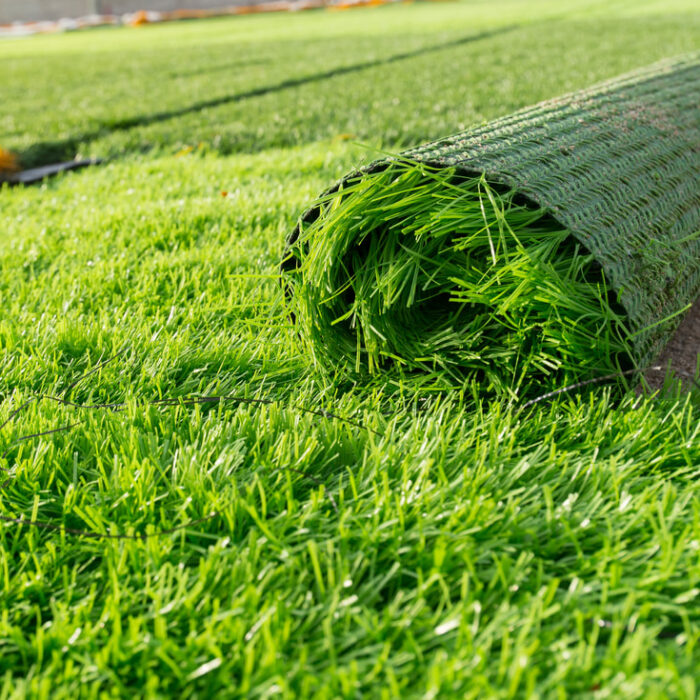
[283,53,700,391]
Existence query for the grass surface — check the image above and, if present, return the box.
[2,0,700,166]
[2,1,700,697]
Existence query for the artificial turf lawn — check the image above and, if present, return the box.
[2,0,700,166]
[2,1,700,696]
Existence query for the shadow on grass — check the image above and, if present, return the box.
[17,24,520,168]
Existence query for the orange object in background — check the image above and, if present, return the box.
[0,148,19,176]
[330,0,396,10]
[129,10,150,26]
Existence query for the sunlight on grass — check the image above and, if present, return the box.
[0,0,699,694]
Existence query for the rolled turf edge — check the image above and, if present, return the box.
[282,52,700,394]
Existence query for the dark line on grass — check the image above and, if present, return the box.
[0,397,37,435]
[64,346,129,394]
[2,392,381,437]
[0,390,346,536]
[17,24,520,168]
[0,389,366,512]
[0,347,127,433]
[1,423,81,459]
[105,26,520,130]
[0,356,365,536]
[518,366,700,411]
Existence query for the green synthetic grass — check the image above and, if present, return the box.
[289,162,631,395]
[0,1,699,696]
[2,0,699,166]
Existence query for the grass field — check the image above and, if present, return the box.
[2,1,700,696]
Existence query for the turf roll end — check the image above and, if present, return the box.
[284,54,700,395]
[285,161,632,395]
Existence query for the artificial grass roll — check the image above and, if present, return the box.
[283,53,700,394]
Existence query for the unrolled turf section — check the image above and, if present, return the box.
[1,1,700,697]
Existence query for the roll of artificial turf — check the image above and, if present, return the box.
[282,53,700,395]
